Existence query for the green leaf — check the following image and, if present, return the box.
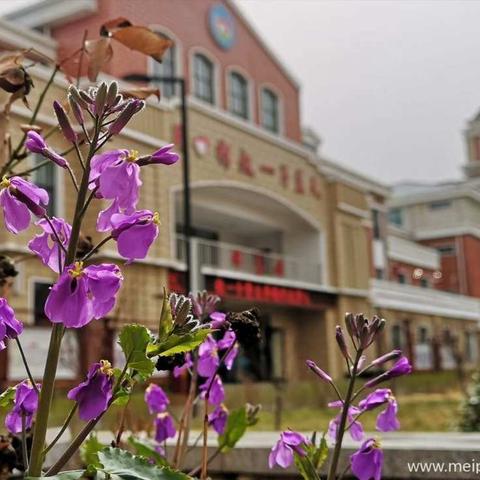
[149,329,211,357]
[0,386,16,409]
[294,453,319,480]
[218,406,248,452]
[311,434,328,469]
[119,324,155,379]
[81,434,106,469]
[98,447,189,479]
[128,435,168,466]
[158,287,174,341]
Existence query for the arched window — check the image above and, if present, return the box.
[193,53,214,104]
[151,31,177,98]
[229,71,248,119]
[261,87,279,133]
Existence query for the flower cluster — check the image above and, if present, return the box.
[269,313,412,480]
[5,380,40,434]
[145,384,176,445]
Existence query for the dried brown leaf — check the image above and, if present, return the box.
[84,37,113,82]
[20,124,42,133]
[100,18,172,62]
[120,87,160,101]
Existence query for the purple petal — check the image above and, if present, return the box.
[0,189,30,233]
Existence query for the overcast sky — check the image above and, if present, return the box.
[2,0,480,185]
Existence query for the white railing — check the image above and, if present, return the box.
[370,279,480,321]
[176,236,322,286]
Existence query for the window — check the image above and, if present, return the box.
[32,154,56,216]
[420,277,429,288]
[466,331,478,363]
[229,71,249,119]
[33,281,52,326]
[388,208,403,227]
[375,268,384,280]
[429,200,451,210]
[418,326,429,344]
[392,324,403,349]
[397,273,407,284]
[151,32,176,98]
[437,244,456,256]
[372,209,381,239]
[193,53,214,104]
[261,88,279,133]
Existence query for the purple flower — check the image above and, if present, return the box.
[97,199,121,232]
[0,298,23,350]
[217,330,238,370]
[89,149,142,212]
[45,262,122,328]
[173,353,193,378]
[210,311,226,329]
[145,384,169,414]
[268,431,308,469]
[28,217,71,273]
[67,361,114,421]
[359,388,400,432]
[25,131,68,168]
[5,380,40,434]
[110,210,160,262]
[154,412,176,443]
[306,359,333,383]
[350,438,383,480]
[190,291,221,320]
[200,375,224,406]
[198,335,219,378]
[365,357,412,388]
[328,401,364,442]
[209,404,228,434]
[137,144,179,166]
[0,176,49,233]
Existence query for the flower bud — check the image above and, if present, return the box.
[365,356,412,388]
[53,100,77,143]
[108,99,144,135]
[371,349,402,367]
[137,143,179,167]
[94,82,108,116]
[68,85,90,109]
[106,81,119,107]
[335,326,349,360]
[25,131,68,168]
[306,359,332,383]
[68,94,84,125]
[345,312,358,340]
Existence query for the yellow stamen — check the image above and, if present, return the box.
[0,176,11,189]
[68,261,84,278]
[152,211,161,225]
[373,438,382,449]
[99,359,113,376]
[126,149,139,162]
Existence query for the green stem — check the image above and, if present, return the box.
[81,235,113,262]
[42,403,78,456]
[326,349,363,480]
[27,119,102,477]
[15,338,39,395]
[21,411,29,472]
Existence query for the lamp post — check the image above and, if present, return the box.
[123,73,192,294]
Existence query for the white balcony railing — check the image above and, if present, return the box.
[370,279,480,321]
[176,236,322,287]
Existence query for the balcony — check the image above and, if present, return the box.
[176,236,323,289]
[370,278,480,320]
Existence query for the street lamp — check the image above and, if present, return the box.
[123,73,192,294]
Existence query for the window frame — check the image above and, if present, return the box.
[259,84,283,135]
[226,66,252,121]
[147,25,182,101]
[190,48,219,106]
[29,277,54,326]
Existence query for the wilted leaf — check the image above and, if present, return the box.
[98,447,189,479]
[100,17,172,62]
[120,87,160,101]
[158,287,173,341]
[0,52,34,114]
[20,123,42,133]
[84,37,113,82]
[218,406,249,452]
[118,324,155,379]
[148,328,211,357]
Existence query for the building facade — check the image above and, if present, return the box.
[0,0,478,388]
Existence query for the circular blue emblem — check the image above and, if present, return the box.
[209,4,235,50]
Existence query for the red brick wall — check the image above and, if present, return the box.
[388,260,437,288]
[52,0,302,142]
